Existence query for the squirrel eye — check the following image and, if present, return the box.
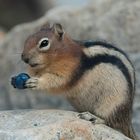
[38,38,50,51]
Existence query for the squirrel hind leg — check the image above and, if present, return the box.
[107,114,139,140]
[77,112,139,140]
[127,125,139,140]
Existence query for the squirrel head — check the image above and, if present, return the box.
[22,23,82,76]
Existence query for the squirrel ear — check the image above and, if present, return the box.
[52,23,64,39]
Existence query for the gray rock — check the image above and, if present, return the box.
[0,110,131,140]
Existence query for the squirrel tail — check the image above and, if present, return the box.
[127,125,139,140]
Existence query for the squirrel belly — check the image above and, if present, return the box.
[21,23,138,140]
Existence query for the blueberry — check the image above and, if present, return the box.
[11,73,30,89]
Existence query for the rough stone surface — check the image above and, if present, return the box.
[0,110,131,140]
[0,0,140,137]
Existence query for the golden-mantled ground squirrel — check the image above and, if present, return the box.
[22,23,138,140]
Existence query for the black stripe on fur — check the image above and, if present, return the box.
[69,53,133,95]
[75,40,133,65]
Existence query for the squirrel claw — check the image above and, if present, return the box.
[25,77,38,89]
[78,112,105,124]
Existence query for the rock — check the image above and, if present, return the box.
[0,110,131,140]
[0,0,140,137]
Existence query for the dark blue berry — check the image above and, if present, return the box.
[11,73,30,89]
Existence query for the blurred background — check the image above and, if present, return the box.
[0,0,89,31]
[0,0,140,136]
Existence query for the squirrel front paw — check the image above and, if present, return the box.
[25,77,39,89]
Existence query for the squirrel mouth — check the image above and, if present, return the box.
[29,63,44,68]
[30,63,39,67]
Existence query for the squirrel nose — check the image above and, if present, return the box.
[21,53,29,63]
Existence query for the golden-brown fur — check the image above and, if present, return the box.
[22,23,82,93]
